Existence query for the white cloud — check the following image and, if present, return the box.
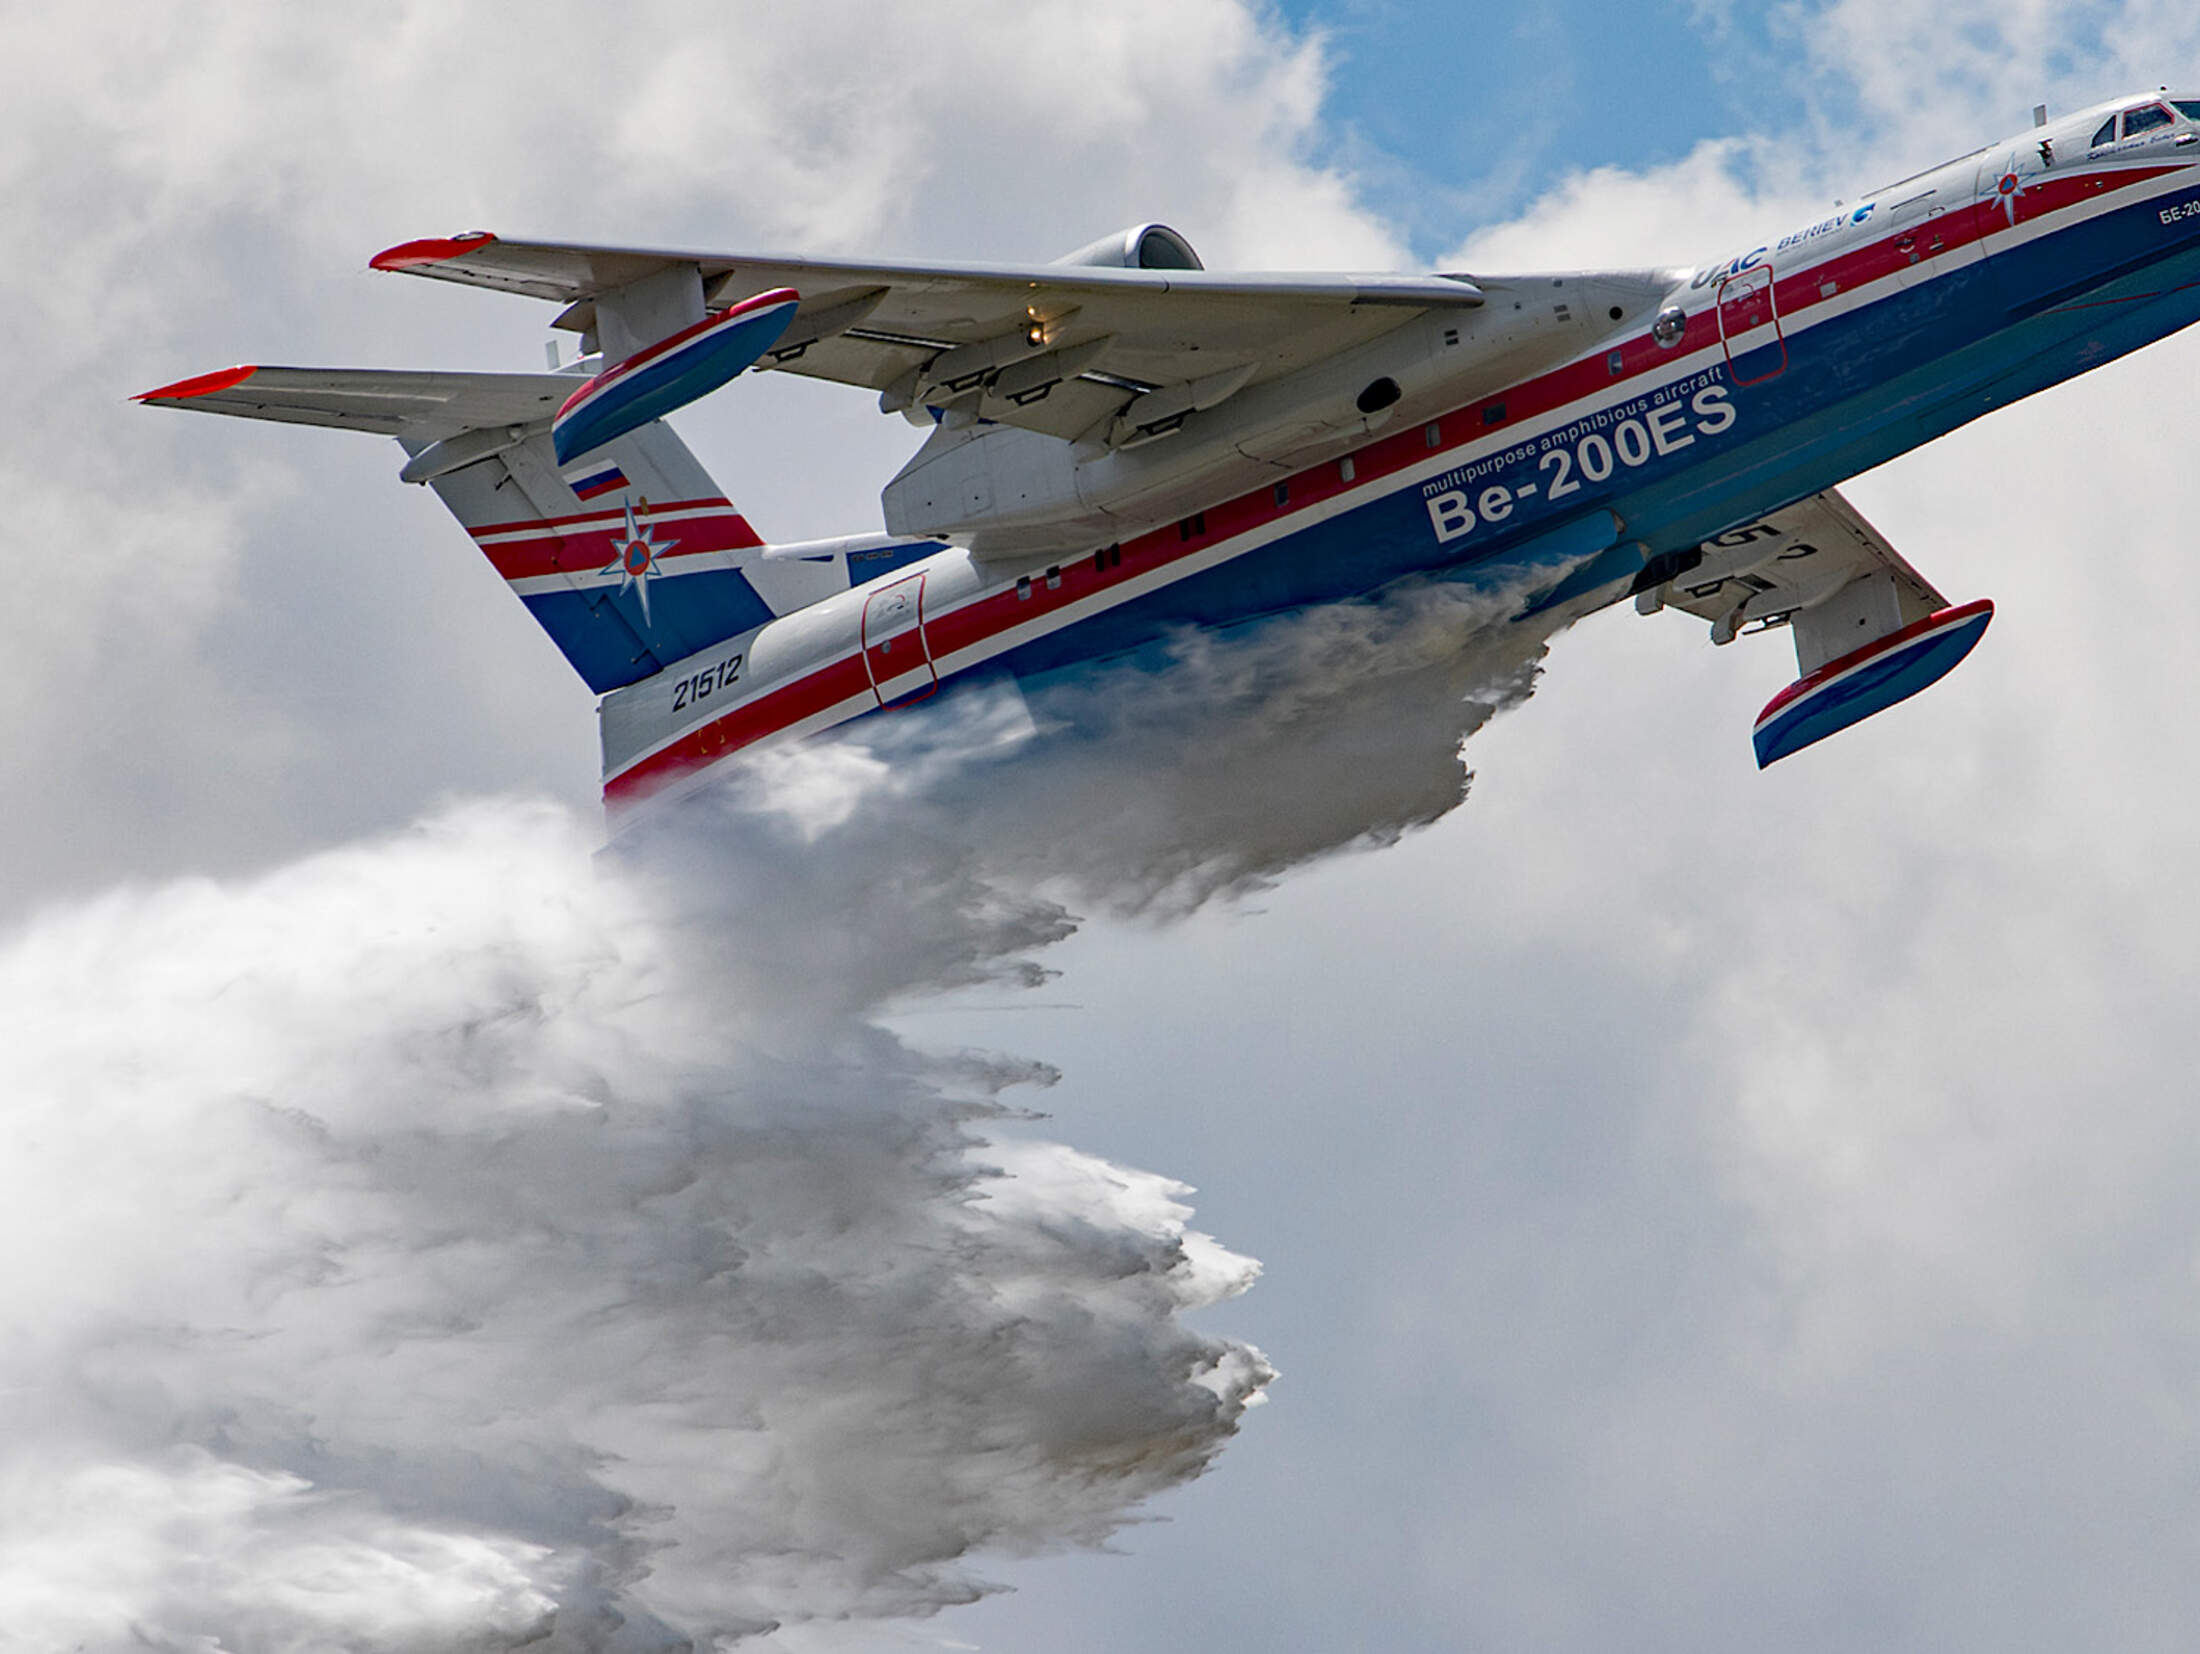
[13,2,2200,1649]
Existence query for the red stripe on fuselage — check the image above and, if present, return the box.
[605,653,878,807]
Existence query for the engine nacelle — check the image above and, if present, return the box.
[879,263,1685,554]
[880,314,1456,551]
[1053,223,1205,271]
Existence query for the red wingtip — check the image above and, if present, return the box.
[369,230,497,272]
[134,364,257,402]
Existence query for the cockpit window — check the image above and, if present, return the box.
[2091,118,2118,147]
[2123,104,2174,138]
[2175,101,2200,122]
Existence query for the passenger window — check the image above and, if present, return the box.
[2124,105,2173,138]
[2092,118,2118,147]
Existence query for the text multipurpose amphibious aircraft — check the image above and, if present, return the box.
[144,90,2200,813]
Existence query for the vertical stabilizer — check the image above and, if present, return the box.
[421,418,826,692]
[137,364,848,693]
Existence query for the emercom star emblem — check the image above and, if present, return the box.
[599,498,679,625]
[1989,152,2041,229]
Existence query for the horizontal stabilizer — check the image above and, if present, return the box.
[134,358,861,695]
[1752,600,1993,767]
[135,364,575,439]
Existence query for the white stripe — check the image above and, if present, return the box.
[471,504,747,546]
[505,546,762,597]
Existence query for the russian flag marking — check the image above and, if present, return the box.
[561,458,630,501]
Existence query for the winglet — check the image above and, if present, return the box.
[369,231,498,272]
[134,364,258,402]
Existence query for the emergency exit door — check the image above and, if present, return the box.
[1717,265,1787,386]
[861,572,938,707]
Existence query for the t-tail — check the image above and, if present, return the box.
[135,364,940,694]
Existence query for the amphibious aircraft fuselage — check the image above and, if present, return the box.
[143,90,2200,802]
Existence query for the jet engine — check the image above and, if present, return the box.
[1054,223,1205,270]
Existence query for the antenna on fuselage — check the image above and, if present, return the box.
[2033,103,2049,127]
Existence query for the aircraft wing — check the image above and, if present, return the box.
[1636,488,1993,766]
[1638,489,1947,656]
[369,232,1488,443]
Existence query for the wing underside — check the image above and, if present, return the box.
[1641,488,1947,669]
[370,232,1491,442]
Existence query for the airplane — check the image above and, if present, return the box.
[141,89,2200,816]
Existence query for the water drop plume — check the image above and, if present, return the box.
[0,572,1560,1650]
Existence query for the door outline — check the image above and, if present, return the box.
[1717,266,1787,386]
[861,571,938,708]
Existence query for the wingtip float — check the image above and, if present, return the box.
[551,287,799,466]
[1753,599,1995,768]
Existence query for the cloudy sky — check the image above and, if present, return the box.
[6,2,2200,1650]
